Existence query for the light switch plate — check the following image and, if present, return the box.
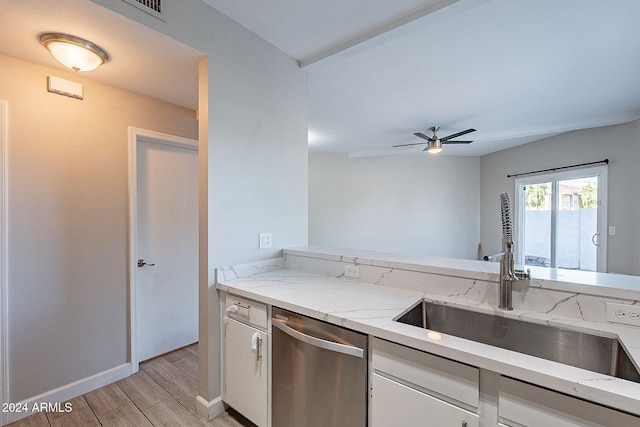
[606,302,640,326]
[259,232,272,249]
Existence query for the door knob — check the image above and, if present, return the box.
[137,259,155,267]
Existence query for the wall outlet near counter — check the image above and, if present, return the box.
[606,302,640,326]
[344,265,360,279]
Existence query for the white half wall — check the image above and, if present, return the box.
[309,153,481,260]
[480,120,640,276]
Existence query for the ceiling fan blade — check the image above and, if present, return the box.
[413,132,432,141]
[440,128,476,141]
[393,142,427,147]
[442,140,472,144]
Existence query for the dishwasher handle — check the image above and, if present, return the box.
[272,318,364,358]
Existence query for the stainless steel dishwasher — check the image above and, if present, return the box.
[272,307,368,427]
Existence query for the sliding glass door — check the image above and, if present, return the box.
[515,166,607,272]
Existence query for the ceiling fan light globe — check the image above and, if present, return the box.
[426,138,443,154]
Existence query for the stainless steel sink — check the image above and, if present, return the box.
[395,300,640,383]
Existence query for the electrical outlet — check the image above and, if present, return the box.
[606,302,640,326]
[344,265,360,279]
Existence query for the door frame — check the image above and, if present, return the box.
[128,127,198,372]
[514,165,608,272]
[1,100,8,426]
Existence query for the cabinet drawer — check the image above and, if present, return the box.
[225,294,268,329]
[371,373,479,427]
[500,377,640,426]
[372,337,479,409]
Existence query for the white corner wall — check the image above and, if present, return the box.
[480,120,640,276]
[91,0,309,412]
[309,153,481,260]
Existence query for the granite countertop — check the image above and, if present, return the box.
[217,249,640,417]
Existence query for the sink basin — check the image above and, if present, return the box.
[395,300,640,383]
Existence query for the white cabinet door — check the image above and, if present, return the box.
[371,373,479,427]
[225,318,268,427]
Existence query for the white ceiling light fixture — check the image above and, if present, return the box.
[39,33,110,72]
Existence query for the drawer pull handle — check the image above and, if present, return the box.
[234,302,251,316]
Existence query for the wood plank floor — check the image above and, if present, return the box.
[8,343,256,427]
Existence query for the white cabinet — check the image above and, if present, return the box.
[371,338,479,427]
[223,295,269,427]
[499,377,640,427]
[371,337,640,426]
[372,373,479,427]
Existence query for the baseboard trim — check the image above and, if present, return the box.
[5,363,132,425]
[195,394,225,420]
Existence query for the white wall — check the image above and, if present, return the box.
[480,120,640,276]
[91,0,309,411]
[309,153,481,260]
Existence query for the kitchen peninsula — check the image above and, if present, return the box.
[217,246,640,426]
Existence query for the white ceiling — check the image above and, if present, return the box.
[200,0,461,64]
[0,0,201,110]
[3,1,640,157]
[204,0,640,156]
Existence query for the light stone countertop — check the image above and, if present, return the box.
[217,249,640,417]
[285,245,640,300]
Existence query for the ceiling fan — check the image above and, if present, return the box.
[394,126,476,154]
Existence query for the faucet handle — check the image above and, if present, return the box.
[515,268,531,281]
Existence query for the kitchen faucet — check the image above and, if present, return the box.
[484,192,530,310]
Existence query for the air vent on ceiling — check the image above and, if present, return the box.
[121,0,163,20]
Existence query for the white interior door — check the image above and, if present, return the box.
[136,135,198,362]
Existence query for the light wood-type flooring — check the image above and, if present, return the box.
[7,343,255,427]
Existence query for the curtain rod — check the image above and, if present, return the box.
[507,159,609,178]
